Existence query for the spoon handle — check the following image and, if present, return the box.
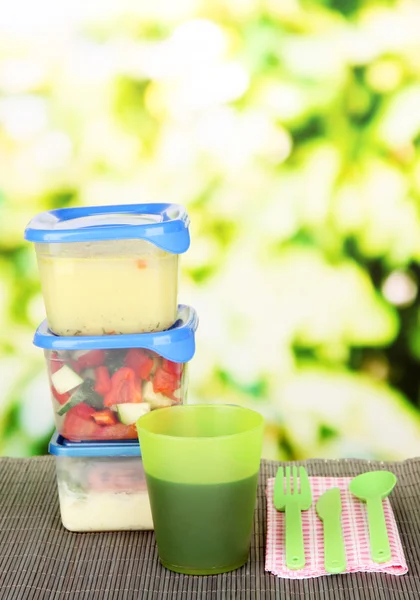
[366,497,391,563]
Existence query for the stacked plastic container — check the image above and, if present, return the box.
[25,204,198,531]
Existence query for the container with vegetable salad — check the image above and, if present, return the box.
[24,204,190,336]
[49,432,153,531]
[34,305,198,442]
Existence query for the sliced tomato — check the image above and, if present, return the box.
[73,402,96,419]
[70,360,83,374]
[125,349,154,380]
[161,359,182,378]
[124,348,143,371]
[94,366,112,395]
[51,387,71,406]
[62,408,99,441]
[91,423,137,440]
[138,356,154,380]
[153,367,179,396]
[76,350,106,370]
[104,367,142,406]
[92,409,118,426]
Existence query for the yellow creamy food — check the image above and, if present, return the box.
[36,239,178,335]
[56,457,153,531]
[58,485,154,531]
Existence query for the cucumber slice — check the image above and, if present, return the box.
[57,379,103,415]
[116,403,150,425]
[51,365,83,395]
[143,381,173,409]
[57,386,86,415]
[82,379,104,410]
[106,350,127,375]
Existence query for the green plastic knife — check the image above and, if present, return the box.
[316,488,346,574]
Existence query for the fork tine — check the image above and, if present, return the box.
[299,466,309,491]
[285,466,291,495]
[292,466,298,496]
[299,466,312,507]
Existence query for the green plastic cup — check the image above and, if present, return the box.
[136,404,264,575]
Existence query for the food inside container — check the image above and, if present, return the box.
[34,305,198,442]
[49,433,153,531]
[24,204,190,336]
[36,239,179,336]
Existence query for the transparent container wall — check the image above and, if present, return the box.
[46,347,187,442]
[55,455,153,531]
[35,238,179,336]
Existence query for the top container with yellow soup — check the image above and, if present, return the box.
[24,204,190,336]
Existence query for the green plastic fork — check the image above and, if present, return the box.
[274,466,312,570]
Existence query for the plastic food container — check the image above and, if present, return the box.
[49,432,153,532]
[24,204,190,336]
[34,305,198,442]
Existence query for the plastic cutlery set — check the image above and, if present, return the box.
[274,467,397,574]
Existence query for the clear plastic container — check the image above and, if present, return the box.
[49,432,153,531]
[24,204,190,335]
[35,239,179,335]
[34,305,198,442]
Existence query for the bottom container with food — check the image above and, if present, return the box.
[49,432,153,532]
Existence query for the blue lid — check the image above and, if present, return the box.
[24,203,190,254]
[34,304,198,363]
[49,431,141,457]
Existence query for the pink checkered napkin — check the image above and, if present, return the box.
[265,476,408,579]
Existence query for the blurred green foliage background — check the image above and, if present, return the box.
[0,0,420,459]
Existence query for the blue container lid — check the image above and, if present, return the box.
[49,431,141,457]
[24,203,190,254]
[33,304,198,363]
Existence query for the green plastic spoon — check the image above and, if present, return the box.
[349,471,397,563]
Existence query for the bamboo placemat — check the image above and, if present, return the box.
[0,456,418,599]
